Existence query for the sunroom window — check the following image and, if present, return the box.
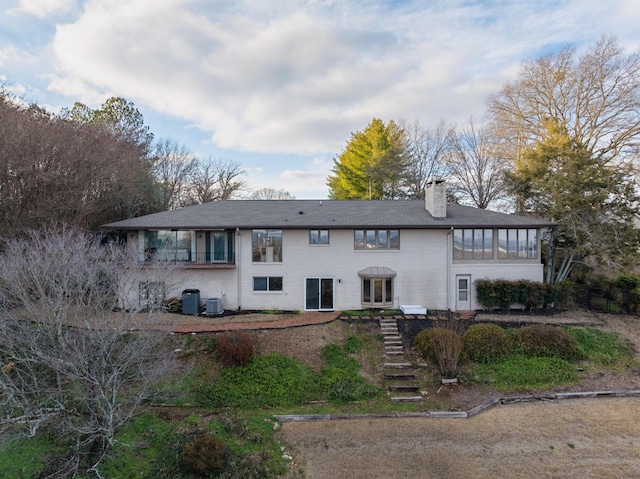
[144,230,192,261]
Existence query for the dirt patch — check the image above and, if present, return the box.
[279,396,640,479]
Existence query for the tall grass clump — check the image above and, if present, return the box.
[414,327,463,376]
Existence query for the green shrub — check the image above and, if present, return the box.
[613,274,640,291]
[478,355,578,391]
[182,434,228,476]
[414,327,462,376]
[216,332,255,367]
[511,325,583,360]
[463,323,512,363]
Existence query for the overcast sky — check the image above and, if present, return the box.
[2,0,639,199]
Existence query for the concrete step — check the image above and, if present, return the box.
[384,341,403,347]
[382,335,402,341]
[385,350,404,356]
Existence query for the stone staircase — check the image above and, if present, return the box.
[379,318,423,402]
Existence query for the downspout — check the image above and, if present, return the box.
[236,228,241,310]
[447,227,453,311]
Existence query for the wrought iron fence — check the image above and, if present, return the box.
[583,286,640,315]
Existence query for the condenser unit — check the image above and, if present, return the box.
[205,298,223,315]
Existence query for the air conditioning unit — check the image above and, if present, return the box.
[205,298,223,315]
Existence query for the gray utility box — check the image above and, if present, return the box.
[181,289,200,315]
[206,298,223,315]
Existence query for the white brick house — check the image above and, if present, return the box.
[103,182,553,312]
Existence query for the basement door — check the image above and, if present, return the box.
[456,274,472,311]
[305,278,334,311]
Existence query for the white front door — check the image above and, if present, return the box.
[456,275,472,310]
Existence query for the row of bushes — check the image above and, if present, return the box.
[414,323,585,375]
[475,279,573,310]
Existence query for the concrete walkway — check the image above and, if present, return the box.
[150,310,342,334]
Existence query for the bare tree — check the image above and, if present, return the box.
[400,119,452,199]
[150,138,198,210]
[249,187,296,199]
[188,157,247,204]
[445,117,511,209]
[0,92,155,242]
[0,228,183,477]
[488,36,640,167]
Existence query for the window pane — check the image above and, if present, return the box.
[459,290,468,301]
[508,229,517,258]
[458,278,468,290]
[518,229,527,258]
[354,230,364,249]
[472,229,483,259]
[269,229,282,262]
[252,229,266,262]
[377,230,388,248]
[528,229,538,258]
[269,277,283,291]
[463,229,473,259]
[498,229,507,259]
[309,230,319,244]
[389,230,400,249]
[319,230,329,244]
[483,229,493,258]
[362,279,371,303]
[366,230,376,249]
[306,278,320,309]
[253,277,267,291]
[374,279,383,303]
[453,229,463,259]
[385,278,393,303]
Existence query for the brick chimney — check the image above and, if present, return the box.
[425,179,446,219]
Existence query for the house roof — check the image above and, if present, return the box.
[103,200,555,231]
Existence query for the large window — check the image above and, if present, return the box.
[253,276,283,292]
[362,277,394,306]
[252,229,282,262]
[498,229,538,258]
[144,230,192,261]
[354,229,400,250]
[309,229,329,244]
[453,229,493,259]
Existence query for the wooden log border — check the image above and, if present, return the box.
[274,390,640,423]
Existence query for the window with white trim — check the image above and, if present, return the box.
[253,276,283,292]
[309,229,329,244]
[354,229,400,250]
[498,228,538,258]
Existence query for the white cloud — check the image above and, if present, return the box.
[45,0,640,158]
[10,0,75,17]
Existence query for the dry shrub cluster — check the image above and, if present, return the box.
[182,434,228,476]
[216,332,255,367]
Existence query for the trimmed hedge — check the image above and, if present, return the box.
[475,279,563,310]
[463,323,513,363]
[511,324,584,360]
